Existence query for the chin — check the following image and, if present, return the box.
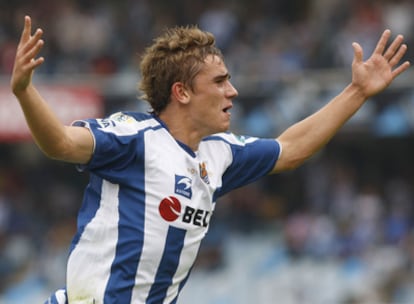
[219,123,230,133]
[208,120,230,135]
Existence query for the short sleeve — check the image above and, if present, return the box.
[72,112,142,174]
[215,135,281,197]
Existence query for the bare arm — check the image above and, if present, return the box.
[10,16,93,164]
[272,29,410,173]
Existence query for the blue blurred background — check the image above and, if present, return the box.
[1,0,414,303]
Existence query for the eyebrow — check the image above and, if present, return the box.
[213,73,231,82]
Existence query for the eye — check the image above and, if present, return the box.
[213,74,230,84]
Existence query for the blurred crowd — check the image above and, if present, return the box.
[1,0,414,76]
[1,0,414,303]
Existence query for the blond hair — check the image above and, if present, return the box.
[139,25,223,115]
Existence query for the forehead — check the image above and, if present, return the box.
[198,55,227,76]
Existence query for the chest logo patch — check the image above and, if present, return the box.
[199,162,210,184]
[175,175,192,199]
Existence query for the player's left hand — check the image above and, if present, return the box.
[351,29,410,99]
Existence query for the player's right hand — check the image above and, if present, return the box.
[11,15,45,95]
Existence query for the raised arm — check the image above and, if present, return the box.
[10,16,94,164]
[272,29,410,173]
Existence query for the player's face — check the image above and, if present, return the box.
[188,55,238,136]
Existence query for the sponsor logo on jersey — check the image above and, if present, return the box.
[158,196,211,227]
[182,205,210,227]
[175,175,192,199]
[159,196,181,222]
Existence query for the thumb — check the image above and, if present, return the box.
[352,42,363,64]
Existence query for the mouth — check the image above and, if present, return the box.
[222,104,233,114]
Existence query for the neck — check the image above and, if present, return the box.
[158,111,202,152]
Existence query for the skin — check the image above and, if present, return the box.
[159,55,238,151]
[11,16,410,174]
[11,16,93,164]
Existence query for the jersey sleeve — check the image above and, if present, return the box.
[72,112,142,175]
[216,135,281,197]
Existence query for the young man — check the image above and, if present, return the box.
[11,16,409,304]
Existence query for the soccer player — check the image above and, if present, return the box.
[11,15,409,304]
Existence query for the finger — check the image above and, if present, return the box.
[18,28,43,64]
[28,56,45,70]
[19,16,32,45]
[23,39,44,64]
[22,28,43,53]
[391,61,410,79]
[372,29,391,56]
[352,42,364,64]
[389,43,408,67]
[383,34,404,61]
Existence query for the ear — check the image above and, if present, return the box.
[171,82,190,105]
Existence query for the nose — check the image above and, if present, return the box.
[226,81,238,98]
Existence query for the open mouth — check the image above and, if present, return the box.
[223,105,232,113]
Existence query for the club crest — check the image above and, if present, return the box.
[199,162,210,184]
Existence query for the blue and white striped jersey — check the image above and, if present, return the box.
[64,112,280,303]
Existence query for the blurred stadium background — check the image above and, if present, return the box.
[1,0,414,303]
